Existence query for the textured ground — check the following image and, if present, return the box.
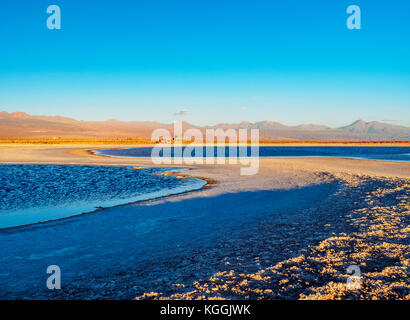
[138,174,409,300]
[0,145,408,300]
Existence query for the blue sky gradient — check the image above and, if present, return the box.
[0,0,409,126]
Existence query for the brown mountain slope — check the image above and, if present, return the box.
[0,111,409,141]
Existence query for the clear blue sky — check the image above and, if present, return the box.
[0,0,409,127]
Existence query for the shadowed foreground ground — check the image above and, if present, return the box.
[138,174,409,300]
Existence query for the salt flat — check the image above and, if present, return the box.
[0,144,408,299]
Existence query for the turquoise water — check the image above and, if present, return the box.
[96,146,410,162]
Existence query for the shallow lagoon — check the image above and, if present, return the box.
[0,165,206,229]
[97,146,410,162]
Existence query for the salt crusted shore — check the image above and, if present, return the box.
[0,145,408,300]
[139,173,409,300]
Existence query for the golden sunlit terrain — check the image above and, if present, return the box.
[0,138,155,145]
[0,138,409,146]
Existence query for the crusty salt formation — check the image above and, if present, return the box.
[138,174,409,300]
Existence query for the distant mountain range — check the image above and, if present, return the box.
[0,111,409,141]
